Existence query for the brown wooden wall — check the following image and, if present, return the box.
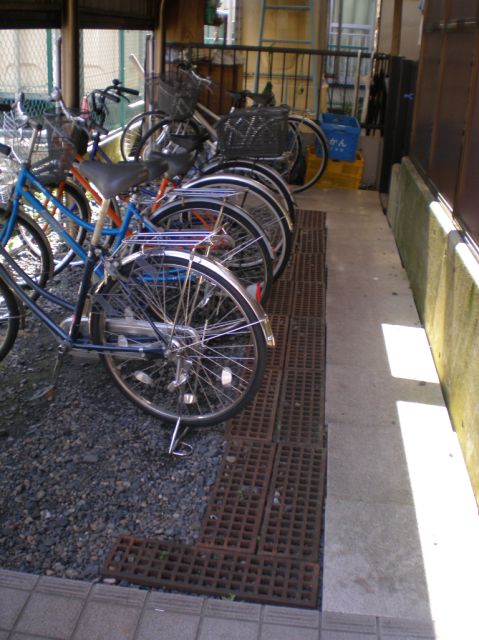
[411,0,479,244]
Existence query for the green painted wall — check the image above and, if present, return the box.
[388,158,479,505]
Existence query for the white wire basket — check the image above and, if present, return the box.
[2,111,80,180]
[145,70,200,120]
[0,153,18,205]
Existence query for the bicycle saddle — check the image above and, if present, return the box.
[76,160,149,198]
[227,89,273,107]
[147,149,196,179]
[168,132,208,153]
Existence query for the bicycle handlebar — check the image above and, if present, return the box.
[111,78,140,97]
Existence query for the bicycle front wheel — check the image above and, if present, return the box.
[90,250,268,426]
[0,274,20,361]
[120,110,168,161]
[134,117,201,161]
[0,209,54,299]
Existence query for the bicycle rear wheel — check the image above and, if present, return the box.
[281,114,329,193]
[149,198,273,304]
[90,250,268,426]
[182,174,293,280]
[201,158,297,225]
[0,274,20,361]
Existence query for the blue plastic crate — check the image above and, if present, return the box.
[319,112,360,162]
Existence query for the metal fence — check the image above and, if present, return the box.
[165,41,386,124]
[0,29,59,117]
[0,28,149,127]
[1,28,396,178]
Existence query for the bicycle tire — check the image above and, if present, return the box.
[90,249,268,426]
[0,274,20,361]
[120,110,168,161]
[182,174,293,280]
[0,209,54,300]
[283,114,329,193]
[149,197,273,304]
[28,180,91,275]
[133,117,202,161]
[201,158,297,225]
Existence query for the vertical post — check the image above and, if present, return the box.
[14,31,21,90]
[153,0,167,75]
[61,0,80,108]
[352,50,362,118]
[391,0,403,56]
[54,36,62,89]
[119,30,126,127]
[46,29,53,94]
[317,0,330,116]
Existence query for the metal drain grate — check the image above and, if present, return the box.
[280,253,296,281]
[295,228,325,254]
[275,368,324,445]
[198,440,276,551]
[292,253,326,283]
[289,282,325,318]
[264,280,293,316]
[295,209,326,230]
[102,535,320,608]
[285,317,325,370]
[101,208,327,609]
[226,369,282,441]
[258,445,326,560]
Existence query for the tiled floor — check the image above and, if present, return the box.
[0,569,438,639]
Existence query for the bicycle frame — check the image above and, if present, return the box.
[1,163,160,277]
[0,219,165,358]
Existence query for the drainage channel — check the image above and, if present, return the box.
[102,209,327,608]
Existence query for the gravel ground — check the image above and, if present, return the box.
[0,266,225,581]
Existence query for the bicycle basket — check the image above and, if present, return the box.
[145,70,200,120]
[31,113,82,180]
[1,109,34,163]
[0,153,17,205]
[216,106,290,159]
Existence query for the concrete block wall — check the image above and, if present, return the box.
[387,157,479,506]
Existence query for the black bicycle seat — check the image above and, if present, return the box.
[77,160,148,198]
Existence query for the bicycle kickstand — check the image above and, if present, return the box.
[32,342,69,402]
[168,416,193,457]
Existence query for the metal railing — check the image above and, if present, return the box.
[165,41,390,126]
[1,29,394,148]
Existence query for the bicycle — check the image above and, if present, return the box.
[118,68,298,222]
[51,83,292,283]
[1,96,95,277]
[122,65,329,193]
[0,108,274,304]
